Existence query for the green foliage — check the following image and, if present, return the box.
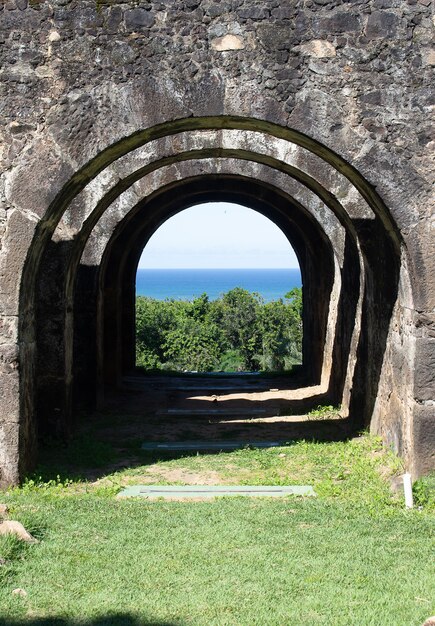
[307,404,341,420]
[162,315,221,371]
[285,286,303,309]
[135,296,189,367]
[216,288,262,369]
[255,295,302,371]
[136,287,303,373]
[18,474,74,495]
[413,472,435,510]
[217,349,245,372]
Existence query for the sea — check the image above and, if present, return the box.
[136,268,302,302]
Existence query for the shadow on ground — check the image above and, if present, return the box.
[31,372,352,483]
[0,616,182,626]
[33,418,352,484]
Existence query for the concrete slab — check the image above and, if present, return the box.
[118,485,316,499]
[157,408,268,416]
[171,386,267,391]
[141,440,288,451]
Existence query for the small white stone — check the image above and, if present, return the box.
[12,588,27,597]
[300,40,336,58]
[422,49,435,66]
[211,34,245,52]
[48,31,61,42]
[35,65,55,79]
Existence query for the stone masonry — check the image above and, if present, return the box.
[0,0,433,485]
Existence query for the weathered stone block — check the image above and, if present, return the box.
[413,405,435,476]
[0,344,19,370]
[314,12,361,36]
[257,24,293,50]
[416,312,435,339]
[72,6,103,30]
[206,2,230,18]
[0,210,38,314]
[422,48,435,65]
[5,140,74,218]
[103,6,122,34]
[271,7,296,20]
[365,11,399,39]
[414,338,435,402]
[0,421,20,487]
[237,6,269,20]
[124,8,155,30]
[0,370,20,419]
[0,316,18,345]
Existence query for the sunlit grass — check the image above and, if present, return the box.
[0,434,433,625]
[34,433,405,510]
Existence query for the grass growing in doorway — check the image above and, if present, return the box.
[0,435,434,626]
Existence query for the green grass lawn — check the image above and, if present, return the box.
[0,435,434,626]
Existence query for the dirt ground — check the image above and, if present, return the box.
[96,372,349,445]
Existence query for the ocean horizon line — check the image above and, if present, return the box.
[136,267,302,302]
[137,267,300,270]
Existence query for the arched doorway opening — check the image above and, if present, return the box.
[94,176,341,407]
[134,201,303,375]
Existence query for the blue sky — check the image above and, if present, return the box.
[138,202,299,269]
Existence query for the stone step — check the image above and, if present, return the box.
[157,408,268,416]
[170,386,267,391]
[117,485,316,499]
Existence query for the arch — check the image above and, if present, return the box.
[96,175,339,389]
[17,116,407,480]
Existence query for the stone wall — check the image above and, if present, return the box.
[0,0,433,485]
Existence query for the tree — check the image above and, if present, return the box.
[162,315,221,371]
[212,288,262,370]
[135,296,189,368]
[255,290,303,371]
[135,287,303,373]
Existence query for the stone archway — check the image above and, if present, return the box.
[1,0,433,488]
[9,116,414,486]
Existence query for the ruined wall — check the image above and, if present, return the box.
[0,0,433,484]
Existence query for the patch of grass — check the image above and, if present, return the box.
[307,404,341,420]
[413,472,435,511]
[28,434,121,485]
[104,435,404,510]
[0,534,29,585]
[0,494,433,625]
[25,433,406,511]
[0,511,47,589]
[10,475,119,500]
[46,435,117,469]
[0,435,433,624]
